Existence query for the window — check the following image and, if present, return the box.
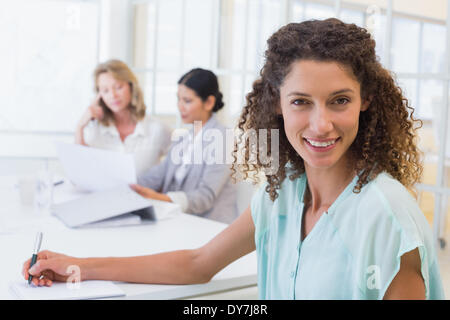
[222,0,284,115]
[132,0,219,118]
[340,8,365,26]
[421,22,446,74]
[391,17,421,73]
[0,0,100,133]
[2,0,449,245]
[304,2,335,20]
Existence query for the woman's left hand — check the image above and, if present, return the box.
[130,184,172,202]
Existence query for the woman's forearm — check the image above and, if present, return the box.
[79,249,212,285]
[75,125,87,146]
[156,193,172,202]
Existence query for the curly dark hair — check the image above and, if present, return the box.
[231,18,423,201]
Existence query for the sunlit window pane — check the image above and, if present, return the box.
[228,0,246,70]
[340,8,364,27]
[252,0,283,73]
[418,191,435,227]
[133,3,157,69]
[446,101,450,188]
[133,0,217,116]
[290,0,304,22]
[154,72,179,115]
[246,0,260,72]
[304,2,335,20]
[0,0,99,132]
[229,75,246,116]
[433,84,450,164]
[398,78,418,111]
[421,23,446,74]
[391,17,420,73]
[419,80,443,121]
[368,13,386,65]
[156,0,183,70]
[183,0,215,70]
[135,71,154,114]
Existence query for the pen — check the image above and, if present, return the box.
[14,180,63,189]
[53,180,64,187]
[28,232,43,285]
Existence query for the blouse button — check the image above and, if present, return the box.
[290,271,295,278]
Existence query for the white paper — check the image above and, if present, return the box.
[147,198,182,221]
[9,280,125,300]
[54,142,137,192]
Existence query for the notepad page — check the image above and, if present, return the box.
[9,280,125,300]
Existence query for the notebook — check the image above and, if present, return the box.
[51,185,156,228]
[9,280,126,300]
[52,184,181,228]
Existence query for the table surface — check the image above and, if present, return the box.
[0,176,257,300]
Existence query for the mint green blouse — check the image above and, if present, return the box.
[251,172,445,299]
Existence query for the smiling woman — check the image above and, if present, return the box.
[232,18,444,299]
[20,18,445,301]
[233,19,423,201]
[279,60,369,171]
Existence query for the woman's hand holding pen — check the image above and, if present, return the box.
[22,250,82,287]
[130,184,172,203]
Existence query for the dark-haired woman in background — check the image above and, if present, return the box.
[130,68,238,224]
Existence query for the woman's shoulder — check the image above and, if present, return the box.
[357,172,424,221]
[344,172,424,229]
[338,172,434,258]
[338,172,440,299]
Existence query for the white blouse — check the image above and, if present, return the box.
[173,128,204,184]
[83,115,172,176]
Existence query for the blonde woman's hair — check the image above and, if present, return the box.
[94,59,146,126]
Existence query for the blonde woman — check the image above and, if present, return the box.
[75,59,172,175]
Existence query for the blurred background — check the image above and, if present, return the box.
[1,0,450,246]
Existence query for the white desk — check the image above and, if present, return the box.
[0,176,258,299]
